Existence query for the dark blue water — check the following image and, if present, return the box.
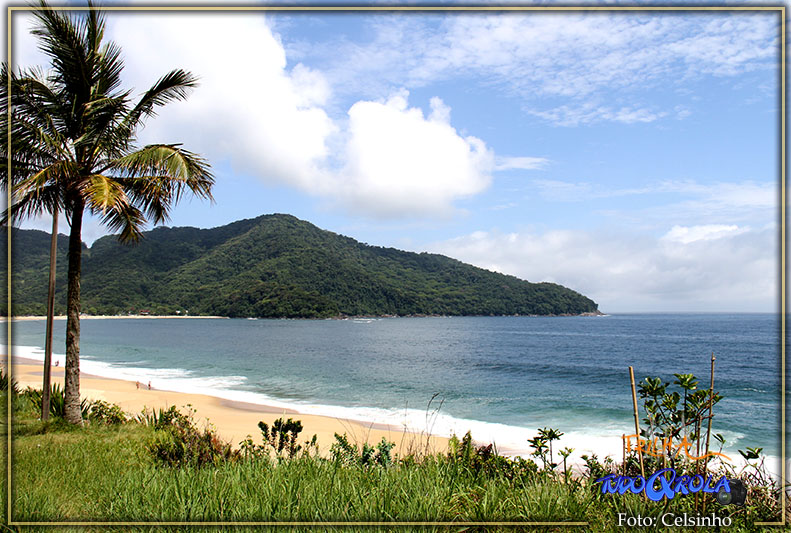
[11,314,782,459]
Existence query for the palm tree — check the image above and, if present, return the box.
[2,2,214,424]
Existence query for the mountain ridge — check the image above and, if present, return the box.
[5,213,600,318]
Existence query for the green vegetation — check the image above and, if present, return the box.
[637,372,722,469]
[4,378,784,531]
[4,214,599,318]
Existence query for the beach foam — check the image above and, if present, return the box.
[14,343,769,475]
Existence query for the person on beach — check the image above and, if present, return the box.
[148,381,152,390]
[136,381,139,390]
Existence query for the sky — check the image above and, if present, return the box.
[7,3,783,313]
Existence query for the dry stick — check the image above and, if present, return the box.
[622,433,626,475]
[695,417,701,512]
[42,210,58,421]
[702,352,716,514]
[695,393,703,511]
[629,366,645,480]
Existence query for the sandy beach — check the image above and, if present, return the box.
[9,357,449,456]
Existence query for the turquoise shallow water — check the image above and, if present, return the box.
[11,314,782,461]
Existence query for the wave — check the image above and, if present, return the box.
[10,344,769,470]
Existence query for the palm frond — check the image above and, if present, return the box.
[32,1,127,141]
[95,195,146,244]
[120,69,198,135]
[12,160,75,201]
[1,66,72,166]
[78,92,131,166]
[78,173,147,244]
[2,182,62,226]
[81,173,127,213]
[93,40,125,96]
[85,0,105,60]
[110,144,214,223]
[114,144,213,186]
[31,1,92,111]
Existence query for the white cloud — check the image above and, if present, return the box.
[11,11,500,222]
[490,202,517,211]
[317,12,778,126]
[661,224,747,244]
[431,225,777,313]
[107,13,336,191]
[532,179,776,224]
[529,103,667,126]
[336,92,494,217]
[494,156,550,171]
[637,181,777,228]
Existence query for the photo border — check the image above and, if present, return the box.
[4,3,786,528]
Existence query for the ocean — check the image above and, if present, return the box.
[10,313,782,466]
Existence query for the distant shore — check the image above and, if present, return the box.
[9,310,605,321]
[8,315,229,321]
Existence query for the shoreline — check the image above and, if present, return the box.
[9,315,228,321]
[10,354,783,478]
[10,357,450,456]
[9,311,606,322]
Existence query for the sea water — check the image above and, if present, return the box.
[9,314,782,465]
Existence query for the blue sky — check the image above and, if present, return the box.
[9,4,782,313]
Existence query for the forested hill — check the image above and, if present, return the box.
[5,214,599,318]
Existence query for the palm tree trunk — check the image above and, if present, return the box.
[64,201,84,425]
[41,210,58,421]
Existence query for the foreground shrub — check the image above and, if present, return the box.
[88,400,127,425]
[259,417,304,458]
[0,367,18,394]
[22,384,90,419]
[447,431,538,481]
[145,405,239,467]
[239,417,318,461]
[330,433,395,468]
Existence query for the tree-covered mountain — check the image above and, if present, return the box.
[4,214,599,318]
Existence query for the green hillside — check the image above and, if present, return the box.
[4,214,599,318]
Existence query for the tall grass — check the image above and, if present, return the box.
[5,398,785,532]
[13,424,594,523]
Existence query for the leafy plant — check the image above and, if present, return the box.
[447,431,536,481]
[739,447,763,461]
[22,384,90,420]
[145,405,238,467]
[559,446,574,483]
[330,433,395,468]
[258,417,304,459]
[528,427,564,472]
[580,453,616,484]
[528,434,548,469]
[87,400,127,425]
[538,427,564,468]
[0,367,18,394]
[637,372,722,470]
[136,405,188,429]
